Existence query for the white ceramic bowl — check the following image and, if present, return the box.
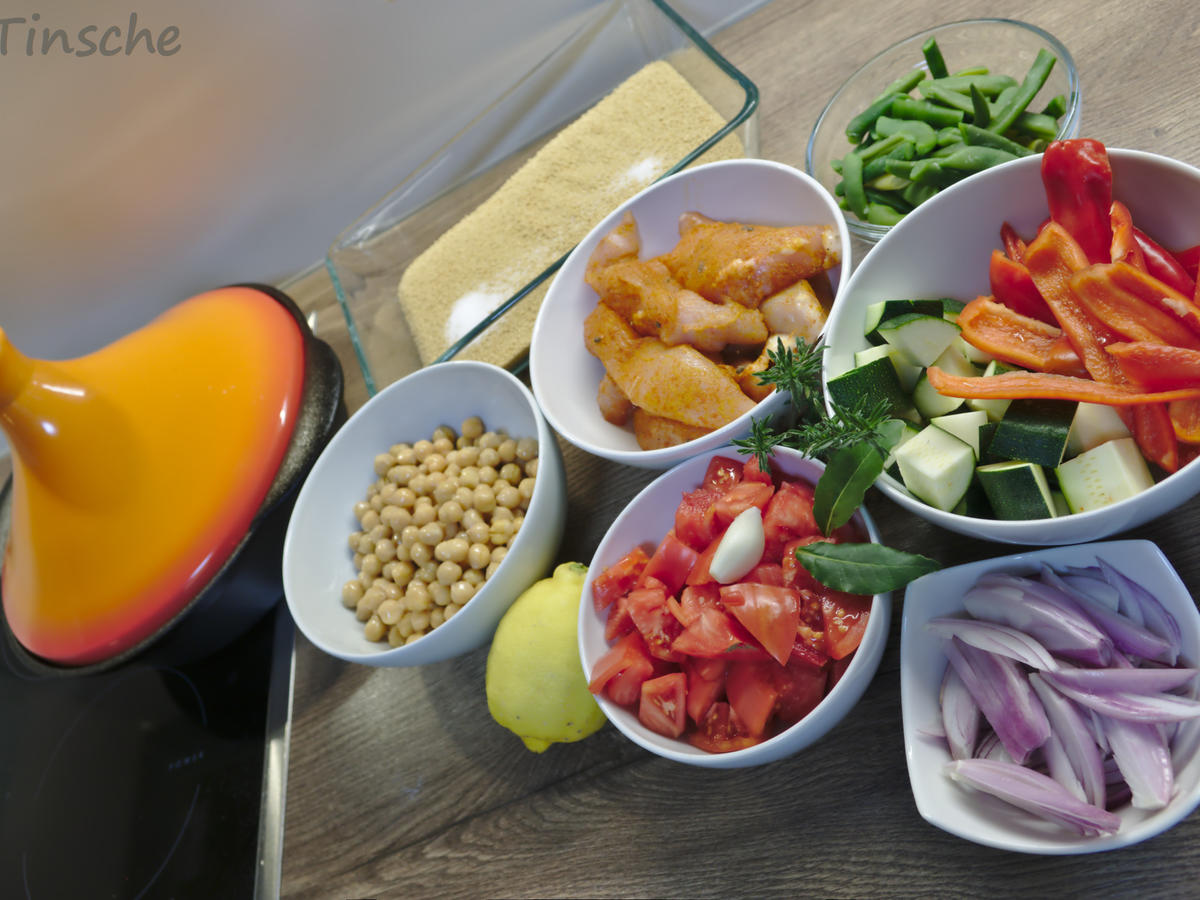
[806,18,1080,243]
[901,540,1200,854]
[531,158,851,469]
[282,361,566,666]
[822,148,1200,545]
[578,444,890,768]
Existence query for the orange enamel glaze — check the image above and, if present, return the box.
[0,286,305,665]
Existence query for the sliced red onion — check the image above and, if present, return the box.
[1103,715,1174,811]
[966,575,1112,666]
[1059,573,1122,611]
[974,729,1017,763]
[1041,729,1087,802]
[1040,566,1174,664]
[1043,666,1198,694]
[1098,558,1183,665]
[1028,673,1107,809]
[941,663,980,760]
[944,637,1050,765]
[945,758,1122,836]
[1040,671,1200,723]
[927,616,1058,671]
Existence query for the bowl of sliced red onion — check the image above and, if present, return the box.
[900,539,1200,854]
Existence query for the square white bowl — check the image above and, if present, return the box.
[900,539,1200,853]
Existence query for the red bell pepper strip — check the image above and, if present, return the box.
[1041,139,1114,265]
[1109,202,1147,270]
[1132,227,1197,298]
[1069,265,1200,350]
[1174,244,1200,281]
[1024,222,1124,383]
[988,250,1056,323]
[1081,262,1200,340]
[925,366,1200,405]
[1168,399,1200,444]
[957,296,1085,376]
[1000,222,1028,262]
[1105,342,1200,391]
[1132,403,1180,473]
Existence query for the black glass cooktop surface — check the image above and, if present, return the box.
[0,604,292,900]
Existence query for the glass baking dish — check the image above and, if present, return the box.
[326,0,759,395]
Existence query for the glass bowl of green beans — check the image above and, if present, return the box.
[806,19,1079,243]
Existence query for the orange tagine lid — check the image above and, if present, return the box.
[0,286,305,665]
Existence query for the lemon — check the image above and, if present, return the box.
[486,562,607,752]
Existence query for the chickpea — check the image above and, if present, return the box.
[432,425,456,444]
[391,444,417,465]
[396,612,414,638]
[413,439,435,462]
[518,477,536,505]
[478,447,500,469]
[450,580,476,606]
[444,601,463,620]
[515,437,538,461]
[496,484,521,510]
[357,588,383,621]
[477,465,499,486]
[405,581,432,612]
[458,445,481,467]
[363,614,386,642]
[341,580,364,609]
[408,473,432,497]
[393,486,418,509]
[387,624,406,647]
[489,518,514,546]
[418,522,444,546]
[499,462,522,484]
[382,505,411,532]
[467,542,491,570]
[416,560,438,585]
[404,632,423,646]
[497,439,517,463]
[437,560,463,586]
[411,503,437,527]
[479,430,502,451]
[387,463,418,486]
[409,541,432,566]
[524,458,539,478]
[355,534,373,555]
[430,582,452,607]
[373,453,394,476]
[360,553,383,577]
[348,530,363,551]
[429,607,445,629]
[399,524,420,548]
[374,538,397,563]
[433,479,458,505]
[461,416,484,440]
[390,559,415,588]
[463,568,485,587]
[433,435,455,455]
[438,499,465,526]
[410,610,431,633]
[353,500,371,521]
[472,484,496,514]
[378,598,404,626]
[423,453,446,475]
[459,466,480,489]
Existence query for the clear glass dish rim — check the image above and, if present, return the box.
[804,16,1081,244]
[325,0,759,395]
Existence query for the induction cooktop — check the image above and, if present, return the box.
[0,603,293,899]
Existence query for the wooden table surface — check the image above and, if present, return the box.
[280,1,1200,896]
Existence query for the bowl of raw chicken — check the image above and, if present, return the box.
[529,158,851,468]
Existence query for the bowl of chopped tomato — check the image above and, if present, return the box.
[531,157,850,469]
[821,142,1200,545]
[578,444,891,767]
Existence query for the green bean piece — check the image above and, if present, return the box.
[927,73,1017,96]
[902,181,941,207]
[846,92,903,143]
[865,188,912,213]
[936,126,965,147]
[890,96,964,128]
[874,68,927,102]
[958,123,1033,157]
[951,65,989,77]
[917,82,975,114]
[841,150,868,219]
[939,145,1019,171]
[988,48,1057,136]
[1026,138,1050,153]
[883,158,918,178]
[969,84,990,127]
[861,140,916,180]
[1010,111,1060,140]
[921,37,949,79]
[932,142,965,158]
[866,203,906,226]
[831,157,843,174]
[866,173,909,192]
[873,117,937,155]
[854,131,912,162]
[1041,94,1068,118]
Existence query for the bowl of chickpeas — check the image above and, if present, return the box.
[282,360,566,666]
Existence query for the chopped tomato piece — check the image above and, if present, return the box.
[685,534,722,586]
[743,562,785,586]
[725,660,780,737]
[741,454,775,485]
[683,657,726,724]
[640,532,699,597]
[703,456,743,491]
[671,607,769,661]
[789,640,829,671]
[674,484,721,551]
[771,658,830,727]
[828,654,855,691]
[627,586,685,661]
[588,631,655,706]
[604,592,635,642]
[820,591,873,660]
[782,535,838,593]
[762,479,820,544]
[713,481,774,528]
[592,547,650,612]
[688,702,760,753]
[677,584,721,626]
[638,672,687,738]
[719,583,802,666]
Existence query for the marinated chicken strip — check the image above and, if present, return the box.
[585,211,641,286]
[593,257,767,352]
[597,372,634,426]
[584,304,756,429]
[736,334,798,402]
[631,408,711,450]
[661,211,841,308]
[759,279,828,344]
